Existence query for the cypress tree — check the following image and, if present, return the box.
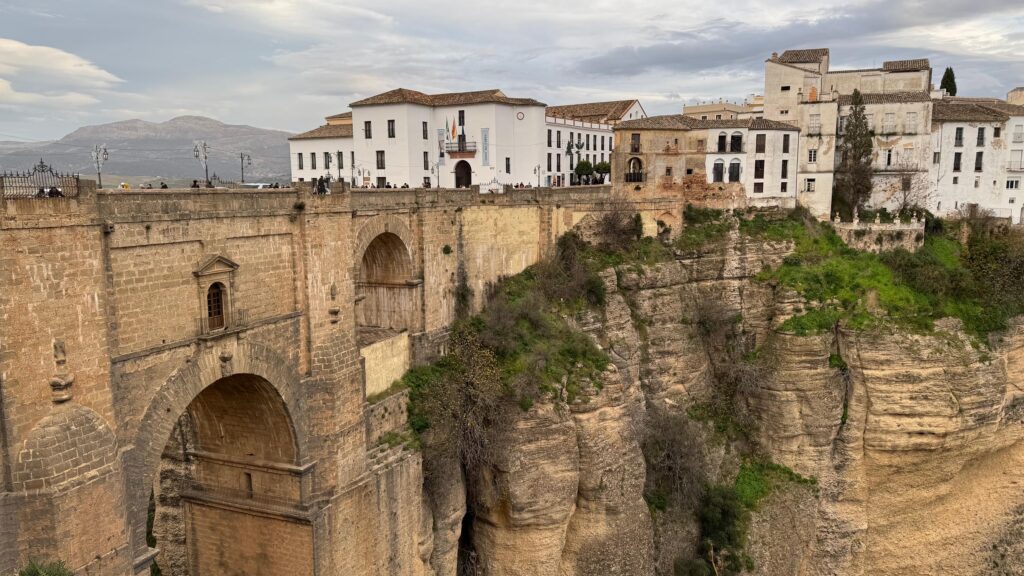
[834,89,874,218]
[940,67,957,96]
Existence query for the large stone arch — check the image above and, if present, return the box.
[125,340,308,563]
[352,215,422,338]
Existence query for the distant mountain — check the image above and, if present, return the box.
[0,116,293,183]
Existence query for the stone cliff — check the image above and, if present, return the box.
[421,223,1024,575]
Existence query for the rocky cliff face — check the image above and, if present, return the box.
[425,229,1024,575]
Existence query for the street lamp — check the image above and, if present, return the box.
[239,153,252,183]
[91,144,109,188]
[193,141,210,185]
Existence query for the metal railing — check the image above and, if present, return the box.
[1007,161,1024,172]
[196,308,249,336]
[444,141,477,153]
[1,159,80,198]
[624,171,645,183]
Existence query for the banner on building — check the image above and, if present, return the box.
[481,128,490,166]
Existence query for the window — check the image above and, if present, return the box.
[297,152,304,170]
[630,133,641,153]
[423,151,429,171]
[547,129,552,147]
[781,159,789,178]
[882,113,896,133]
[625,158,644,182]
[953,152,962,172]
[728,159,741,182]
[953,176,959,184]
[665,166,673,176]
[994,127,1001,139]
[782,134,790,153]
[601,136,606,151]
[885,149,893,167]
[933,152,940,164]
[364,121,372,139]
[1008,179,1021,190]
[955,127,963,147]
[458,110,465,126]
[781,85,791,91]
[780,109,789,116]
[586,134,590,150]
[557,131,562,148]
[754,159,765,179]
[839,115,848,134]
[808,149,818,163]
[206,282,225,331]
[505,157,510,174]
[809,114,821,134]
[1015,125,1024,143]
[376,150,385,169]
[337,151,344,169]
[755,134,766,153]
[977,127,986,146]
[901,175,911,192]
[324,152,331,169]
[423,177,431,188]
[686,168,693,175]
[717,132,727,153]
[730,133,742,153]
[701,115,708,120]
[781,181,788,193]
[569,131,574,147]
[754,182,764,193]
[423,121,429,139]
[975,151,984,172]
[805,178,816,192]
[387,120,396,138]
[377,176,387,188]
[556,155,561,172]
[975,176,981,188]
[712,160,724,183]
[350,151,354,170]
[311,152,316,170]
[906,112,918,133]
[546,153,551,172]
[715,114,722,120]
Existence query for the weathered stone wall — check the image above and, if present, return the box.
[833,218,926,253]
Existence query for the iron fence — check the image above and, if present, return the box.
[1,159,80,198]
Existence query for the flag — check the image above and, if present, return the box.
[445,118,450,141]
[452,119,457,140]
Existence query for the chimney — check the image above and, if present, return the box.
[771,52,779,60]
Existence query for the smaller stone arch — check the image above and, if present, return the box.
[354,214,416,266]
[455,160,472,188]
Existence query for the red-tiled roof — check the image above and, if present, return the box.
[546,100,639,123]
[350,88,545,107]
[932,101,1009,123]
[778,48,829,64]
[882,59,930,72]
[616,115,798,132]
[837,92,931,106]
[326,111,352,120]
[288,124,354,140]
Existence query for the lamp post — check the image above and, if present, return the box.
[91,144,109,188]
[239,153,251,183]
[193,141,210,185]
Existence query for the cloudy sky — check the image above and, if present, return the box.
[1,0,1023,141]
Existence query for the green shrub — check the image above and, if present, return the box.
[674,558,712,576]
[18,561,74,576]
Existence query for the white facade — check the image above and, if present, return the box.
[289,89,643,190]
[704,125,799,200]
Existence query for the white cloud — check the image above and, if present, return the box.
[0,38,122,90]
[0,79,98,108]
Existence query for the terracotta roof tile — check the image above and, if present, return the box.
[778,48,829,64]
[350,88,545,107]
[326,111,352,120]
[546,100,638,123]
[931,101,1009,123]
[289,124,354,140]
[837,91,931,106]
[882,59,930,72]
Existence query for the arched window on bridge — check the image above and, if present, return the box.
[207,282,226,331]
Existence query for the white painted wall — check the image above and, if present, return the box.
[290,136,354,185]
[928,119,1019,223]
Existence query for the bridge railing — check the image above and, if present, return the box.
[1,160,80,198]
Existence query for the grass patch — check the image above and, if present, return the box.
[674,204,732,254]
[749,209,1024,338]
[734,457,816,510]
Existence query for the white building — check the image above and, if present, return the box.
[703,118,800,200]
[288,89,645,189]
[928,98,1024,223]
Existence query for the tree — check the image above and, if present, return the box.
[574,159,594,184]
[593,161,611,183]
[834,89,874,219]
[940,67,957,96]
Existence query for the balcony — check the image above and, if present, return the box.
[1008,161,1024,172]
[630,145,642,154]
[444,141,477,158]
[197,308,249,338]
[624,172,645,183]
[711,144,745,154]
[954,138,964,147]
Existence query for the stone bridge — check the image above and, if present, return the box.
[0,181,682,575]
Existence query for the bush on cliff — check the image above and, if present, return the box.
[745,208,1024,338]
[17,561,74,576]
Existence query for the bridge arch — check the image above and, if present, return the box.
[353,216,421,338]
[127,341,310,574]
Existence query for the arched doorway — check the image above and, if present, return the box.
[455,160,472,188]
[150,374,308,576]
[356,231,418,345]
